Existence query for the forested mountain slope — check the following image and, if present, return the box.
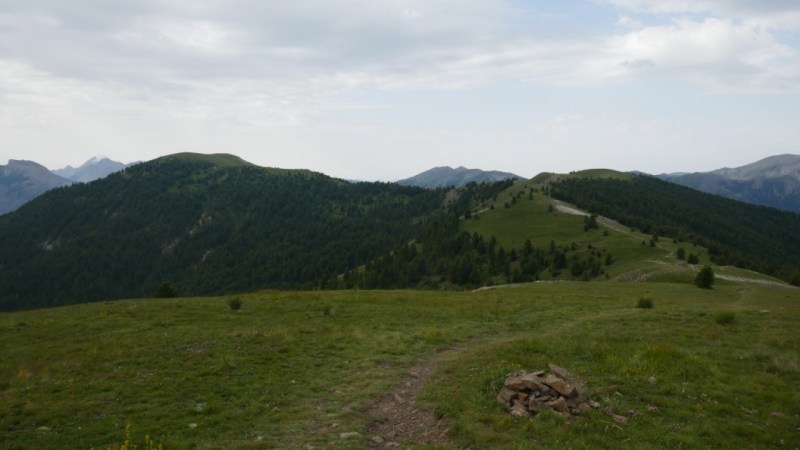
[548,173,800,284]
[0,153,446,310]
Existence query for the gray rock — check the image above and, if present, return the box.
[339,432,361,439]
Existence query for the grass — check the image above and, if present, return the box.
[464,183,723,284]
[1,281,798,449]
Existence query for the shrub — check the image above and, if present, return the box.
[155,282,177,298]
[715,312,736,325]
[227,297,242,311]
[637,298,654,309]
[695,266,715,289]
[687,253,700,264]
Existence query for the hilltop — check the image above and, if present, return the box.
[0,153,447,310]
[398,166,523,188]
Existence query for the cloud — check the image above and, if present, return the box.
[595,18,800,92]
[597,0,800,28]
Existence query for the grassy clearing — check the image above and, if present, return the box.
[1,282,798,449]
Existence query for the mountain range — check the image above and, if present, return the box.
[0,157,129,215]
[398,165,523,188]
[659,154,800,213]
[1,152,798,312]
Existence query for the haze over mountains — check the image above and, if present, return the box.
[53,157,130,183]
[0,157,130,215]
[659,154,800,213]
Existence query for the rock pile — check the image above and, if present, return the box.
[496,364,596,418]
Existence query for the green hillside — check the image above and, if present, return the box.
[461,180,716,284]
[547,174,800,284]
[1,282,797,449]
[0,154,446,311]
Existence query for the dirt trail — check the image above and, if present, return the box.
[365,348,457,448]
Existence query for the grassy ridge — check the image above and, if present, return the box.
[462,182,717,282]
[1,282,798,449]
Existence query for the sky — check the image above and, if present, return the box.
[1,0,799,181]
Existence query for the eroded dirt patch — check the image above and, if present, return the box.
[366,350,456,448]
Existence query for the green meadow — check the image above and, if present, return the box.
[2,280,798,449]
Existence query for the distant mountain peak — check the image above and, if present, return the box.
[659,154,800,213]
[398,165,524,188]
[54,157,129,183]
[1,159,72,215]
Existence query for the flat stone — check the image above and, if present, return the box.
[527,398,547,413]
[371,435,385,444]
[510,401,531,418]
[613,414,628,424]
[519,373,547,391]
[648,376,658,385]
[543,374,575,397]
[548,364,574,381]
[504,374,528,391]
[496,387,517,404]
[517,392,529,402]
[339,432,361,439]
[546,397,568,413]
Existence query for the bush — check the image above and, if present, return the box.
[155,282,177,298]
[637,298,654,309]
[695,266,715,289]
[227,297,242,311]
[715,312,736,325]
[687,253,700,264]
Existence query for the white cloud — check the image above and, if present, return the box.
[1,1,799,176]
[597,0,800,28]
[595,18,800,92]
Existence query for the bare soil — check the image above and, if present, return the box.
[365,350,457,448]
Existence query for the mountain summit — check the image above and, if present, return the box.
[661,154,800,213]
[53,157,130,183]
[0,160,72,215]
[398,166,523,188]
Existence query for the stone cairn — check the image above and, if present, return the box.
[496,364,598,418]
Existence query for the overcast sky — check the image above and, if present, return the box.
[1,0,799,180]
